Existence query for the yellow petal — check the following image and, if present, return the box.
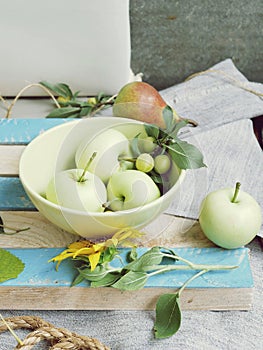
[88,251,101,271]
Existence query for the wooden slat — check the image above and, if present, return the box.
[0,145,25,175]
[0,211,79,248]
[0,118,71,144]
[0,211,211,249]
[0,177,34,210]
[0,286,253,311]
[0,247,253,310]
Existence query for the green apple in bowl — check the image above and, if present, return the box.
[199,182,262,249]
[19,117,185,238]
[107,169,160,211]
[46,168,107,212]
[75,128,133,184]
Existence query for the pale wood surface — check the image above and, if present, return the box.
[0,286,252,311]
[0,211,212,249]
[0,145,25,175]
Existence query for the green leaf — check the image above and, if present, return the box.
[91,272,121,287]
[71,273,85,287]
[40,81,73,99]
[112,271,148,291]
[154,293,181,339]
[101,246,119,264]
[79,265,109,282]
[144,123,159,140]
[46,107,81,118]
[130,134,142,156]
[167,140,206,169]
[127,247,138,262]
[169,120,188,139]
[79,106,93,117]
[125,247,163,272]
[162,105,174,131]
[0,248,25,283]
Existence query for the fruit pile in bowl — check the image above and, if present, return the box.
[19,116,188,238]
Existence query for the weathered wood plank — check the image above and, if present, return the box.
[0,247,253,311]
[0,211,79,248]
[0,118,70,144]
[0,145,25,175]
[0,211,212,249]
[0,177,34,210]
[0,286,252,311]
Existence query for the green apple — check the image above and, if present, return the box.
[75,128,133,184]
[46,168,107,212]
[199,182,262,249]
[106,169,160,211]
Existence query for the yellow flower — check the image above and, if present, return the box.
[49,228,144,271]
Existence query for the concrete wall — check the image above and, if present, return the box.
[129,0,263,90]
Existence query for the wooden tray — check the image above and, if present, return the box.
[0,118,253,311]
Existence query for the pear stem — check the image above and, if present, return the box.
[231,182,241,203]
[78,152,97,182]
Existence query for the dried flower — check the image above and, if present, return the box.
[49,228,144,271]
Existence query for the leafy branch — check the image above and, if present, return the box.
[131,105,206,171]
[39,81,116,118]
[51,245,237,339]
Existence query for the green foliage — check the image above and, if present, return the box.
[39,81,115,118]
[141,112,206,170]
[154,293,181,339]
[67,245,237,339]
[0,248,25,283]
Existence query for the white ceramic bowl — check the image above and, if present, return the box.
[19,116,185,239]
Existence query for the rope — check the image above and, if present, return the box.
[0,316,110,350]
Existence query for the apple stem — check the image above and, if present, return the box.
[102,199,118,212]
[78,152,97,182]
[231,182,241,203]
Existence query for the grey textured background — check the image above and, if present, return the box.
[130,0,263,89]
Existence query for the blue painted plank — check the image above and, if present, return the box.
[0,177,35,210]
[0,118,72,144]
[1,247,253,289]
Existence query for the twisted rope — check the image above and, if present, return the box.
[0,316,110,350]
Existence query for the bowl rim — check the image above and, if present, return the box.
[19,117,186,217]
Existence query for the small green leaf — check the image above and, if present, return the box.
[144,123,160,139]
[125,247,163,272]
[79,265,109,282]
[91,272,121,287]
[71,273,85,287]
[167,140,206,169]
[79,106,93,117]
[154,293,181,339]
[112,271,148,291]
[46,107,81,118]
[130,134,142,156]
[162,105,174,131]
[169,120,188,139]
[101,246,119,264]
[0,248,25,283]
[40,81,73,98]
[127,247,138,262]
